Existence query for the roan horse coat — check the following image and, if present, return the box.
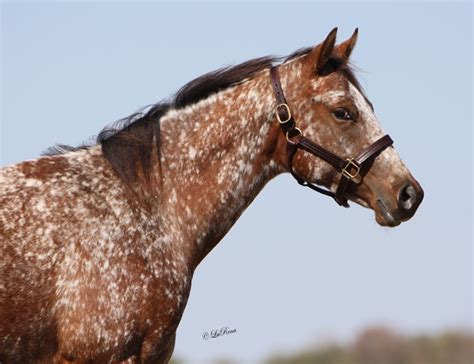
[0,28,423,363]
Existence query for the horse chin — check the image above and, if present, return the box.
[375,199,401,227]
[346,196,397,227]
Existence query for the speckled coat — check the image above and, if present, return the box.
[0,29,423,363]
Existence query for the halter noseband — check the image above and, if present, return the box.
[270,66,393,207]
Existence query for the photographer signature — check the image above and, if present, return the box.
[202,326,237,340]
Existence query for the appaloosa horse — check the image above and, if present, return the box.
[0,28,423,363]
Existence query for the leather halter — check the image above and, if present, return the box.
[270,66,393,207]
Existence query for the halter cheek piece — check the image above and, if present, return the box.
[270,66,393,207]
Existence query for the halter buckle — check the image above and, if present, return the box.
[275,103,292,124]
[286,127,302,144]
[342,159,360,179]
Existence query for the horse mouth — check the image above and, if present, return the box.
[376,199,401,227]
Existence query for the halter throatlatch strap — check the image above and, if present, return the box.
[270,66,394,207]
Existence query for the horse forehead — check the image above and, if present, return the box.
[310,72,348,95]
[348,83,378,124]
[309,75,354,107]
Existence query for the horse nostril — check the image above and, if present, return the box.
[398,184,417,211]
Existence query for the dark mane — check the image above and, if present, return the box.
[43,47,367,185]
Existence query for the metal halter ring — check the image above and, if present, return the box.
[275,103,292,124]
[286,127,302,144]
[341,158,361,179]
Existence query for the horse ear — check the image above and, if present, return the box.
[307,27,338,74]
[335,28,358,61]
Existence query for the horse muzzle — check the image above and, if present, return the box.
[375,181,424,227]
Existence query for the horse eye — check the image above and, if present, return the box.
[332,108,353,122]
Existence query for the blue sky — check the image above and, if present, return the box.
[1,2,472,363]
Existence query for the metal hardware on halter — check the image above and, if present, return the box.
[286,127,302,143]
[269,65,394,207]
[341,159,360,179]
[275,103,292,124]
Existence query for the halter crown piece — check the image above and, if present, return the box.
[270,66,394,207]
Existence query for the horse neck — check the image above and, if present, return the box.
[155,66,295,268]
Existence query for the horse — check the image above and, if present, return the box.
[0,28,423,363]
